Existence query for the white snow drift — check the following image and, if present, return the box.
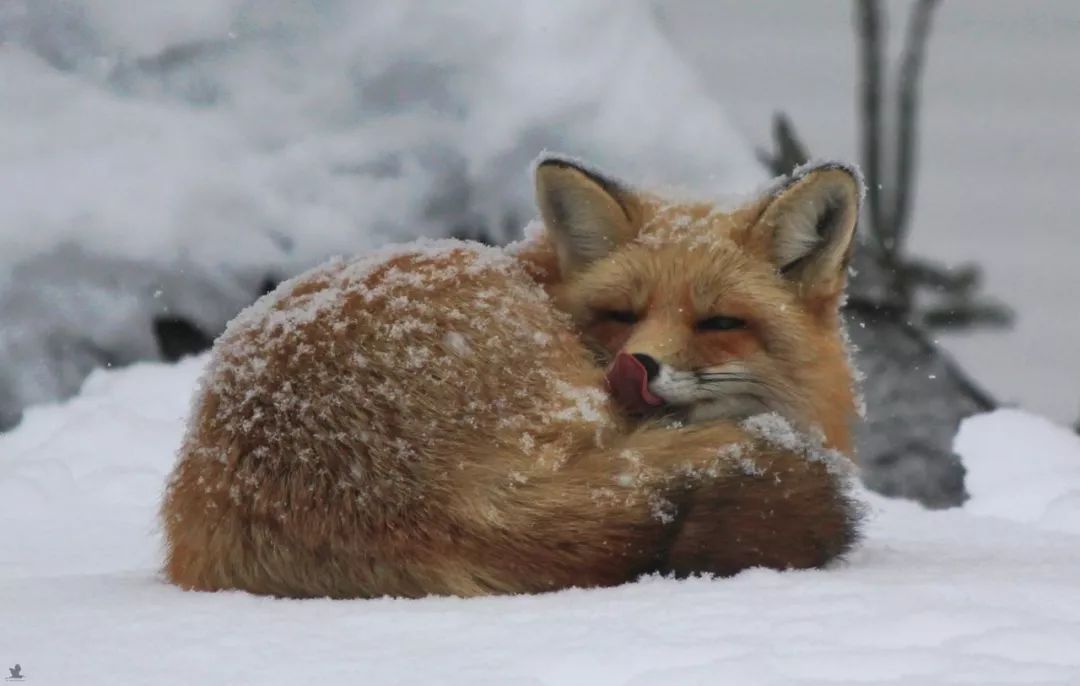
[1,358,1078,685]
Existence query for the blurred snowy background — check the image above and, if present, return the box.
[1,1,1077,491]
[0,0,762,431]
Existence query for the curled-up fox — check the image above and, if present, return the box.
[161,157,865,598]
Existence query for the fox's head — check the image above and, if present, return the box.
[532,156,862,450]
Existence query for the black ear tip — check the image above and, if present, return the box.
[533,153,588,177]
[799,162,865,205]
[535,156,572,170]
[532,153,627,201]
[534,155,581,192]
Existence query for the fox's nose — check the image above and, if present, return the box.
[606,352,665,414]
[631,353,660,382]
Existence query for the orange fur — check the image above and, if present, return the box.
[161,158,864,598]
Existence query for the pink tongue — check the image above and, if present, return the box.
[605,353,665,413]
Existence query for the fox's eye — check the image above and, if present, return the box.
[697,315,747,331]
[597,309,639,325]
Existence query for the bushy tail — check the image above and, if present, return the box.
[163,418,863,598]
[651,424,863,577]
[450,419,864,595]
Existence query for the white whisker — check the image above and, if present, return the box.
[645,361,780,422]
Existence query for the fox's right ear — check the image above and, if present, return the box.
[534,157,639,274]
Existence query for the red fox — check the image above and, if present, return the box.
[161,157,864,598]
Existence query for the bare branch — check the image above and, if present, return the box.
[920,301,1013,330]
[903,258,980,296]
[756,112,811,176]
[892,0,940,253]
[854,0,889,257]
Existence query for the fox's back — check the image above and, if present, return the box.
[164,241,621,595]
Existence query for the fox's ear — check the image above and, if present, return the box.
[756,165,861,297]
[534,157,638,274]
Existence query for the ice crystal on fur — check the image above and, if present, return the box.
[838,315,868,419]
[741,413,855,479]
[648,492,677,524]
[444,332,471,356]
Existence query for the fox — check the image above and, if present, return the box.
[161,156,865,599]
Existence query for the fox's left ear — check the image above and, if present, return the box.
[755,164,862,298]
[534,156,640,275]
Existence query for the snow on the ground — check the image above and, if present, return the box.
[2,360,1079,685]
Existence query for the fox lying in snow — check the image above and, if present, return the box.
[161,157,865,598]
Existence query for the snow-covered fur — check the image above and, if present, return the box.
[161,160,863,598]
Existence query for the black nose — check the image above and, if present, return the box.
[631,353,660,382]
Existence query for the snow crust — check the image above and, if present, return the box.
[3,360,1079,684]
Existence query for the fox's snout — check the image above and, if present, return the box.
[605,352,665,414]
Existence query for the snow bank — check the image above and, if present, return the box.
[957,409,1080,534]
[2,359,1079,684]
[0,0,762,428]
